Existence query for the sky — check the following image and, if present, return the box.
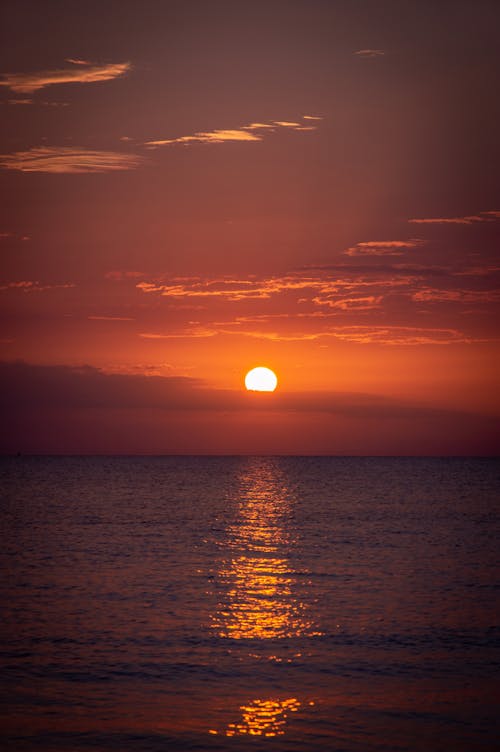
[1,0,499,454]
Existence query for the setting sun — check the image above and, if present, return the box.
[245,367,278,392]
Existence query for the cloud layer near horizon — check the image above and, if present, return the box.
[1,360,494,417]
[1,361,497,455]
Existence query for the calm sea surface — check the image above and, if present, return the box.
[1,456,499,751]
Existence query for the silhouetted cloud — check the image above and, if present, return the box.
[0,147,145,173]
[0,60,130,93]
[2,362,497,454]
[0,360,482,413]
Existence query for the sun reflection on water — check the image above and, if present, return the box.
[208,460,320,739]
[211,460,320,640]
[225,697,301,737]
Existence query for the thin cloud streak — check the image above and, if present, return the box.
[344,240,423,257]
[0,280,74,292]
[408,210,500,225]
[354,49,385,57]
[0,147,145,173]
[88,315,135,321]
[145,116,322,147]
[412,288,500,304]
[139,323,471,346]
[146,129,262,146]
[0,61,131,93]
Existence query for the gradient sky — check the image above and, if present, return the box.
[1,0,499,454]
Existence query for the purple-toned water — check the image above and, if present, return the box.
[1,456,498,750]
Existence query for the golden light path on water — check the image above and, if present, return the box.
[214,697,302,738]
[209,459,321,737]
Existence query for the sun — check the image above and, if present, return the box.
[245,366,278,392]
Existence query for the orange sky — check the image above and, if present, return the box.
[1,1,499,454]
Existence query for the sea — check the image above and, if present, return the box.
[1,456,499,751]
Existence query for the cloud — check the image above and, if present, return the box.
[134,270,421,305]
[129,263,500,346]
[0,146,145,173]
[140,328,217,340]
[2,362,497,455]
[242,123,276,130]
[65,58,91,66]
[0,232,30,241]
[408,210,500,225]
[202,322,470,345]
[145,117,320,147]
[0,61,131,93]
[207,325,464,345]
[105,270,145,281]
[7,98,33,105]
[147,129,262,146]
[412,288,500,304]
[88,315,135,321]
[0,360,476,413]
[0,280,74,292]
[311,295,383,310]
[354,49,385,57]
[344,239,423,257]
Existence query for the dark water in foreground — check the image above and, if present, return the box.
[1,456,499,751]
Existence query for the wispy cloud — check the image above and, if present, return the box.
[311,295,383,310]
[344,239,423,257]
[3,98,69,107]
[135,270,420,304]
[354,49,385,58]
[88,315,135,321]
[130,263,500,346]
[139,321,470,346]
[105,270,145,281]
[412,288,500,304]
[64,58,91,66]
[0,280,74,292]
[0,231,30,241]
[146,129,262,147]
[7,98,33,105]
[0,146,145,173]
[272,120,302,127]
[322,325,468,345]
[0,60,131,93]
[140,328,217,340]
[408,210,500,225]
[145,116,322,147]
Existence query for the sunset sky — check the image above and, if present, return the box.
[1,0,499,454]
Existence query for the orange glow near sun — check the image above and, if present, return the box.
[245,367,278,392]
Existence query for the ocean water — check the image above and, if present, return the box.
[1,456,499,751]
